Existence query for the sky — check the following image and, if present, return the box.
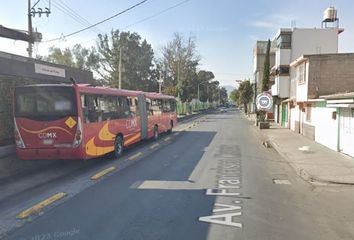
[0,0,353,87]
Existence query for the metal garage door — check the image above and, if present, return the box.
[339,108,354,157]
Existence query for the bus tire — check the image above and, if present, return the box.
[153,126,159,141]
[114,135,124,158]
[167,120,173,134]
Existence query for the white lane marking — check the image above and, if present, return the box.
[273,179,291,185]
[136,180,202,190]
[212,203,242,213]
[199,211,242,228]
[206,189,240,196]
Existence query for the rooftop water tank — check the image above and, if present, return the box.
[323,7,337,22]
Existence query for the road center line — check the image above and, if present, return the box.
[150,143,159,149]
[16,192,67,219]
[91,166,116,180]
[128,152,143,161]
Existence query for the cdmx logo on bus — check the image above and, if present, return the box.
[38,132,57,139]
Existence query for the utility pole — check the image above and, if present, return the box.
[118,47,122,89]
[177,61,180,99]
[158,71,163,93]
[27,0,33,57]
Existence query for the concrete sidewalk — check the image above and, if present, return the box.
[243,113,354,185]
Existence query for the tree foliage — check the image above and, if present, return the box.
[95,30,158,91]
[262,39,271,92]
[40,31,227,103]
[159,33,200,101]
[230,89,240,106]
[238,80,253,113]
[43,44,99,71]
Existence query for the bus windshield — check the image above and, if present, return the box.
[15,86,77,121]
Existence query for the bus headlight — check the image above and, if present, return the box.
[14,120,25,149]
[72,117,82,148]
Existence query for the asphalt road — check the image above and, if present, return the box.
[3,109,354,240]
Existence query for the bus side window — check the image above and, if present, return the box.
[134,98,140,116]
[163,100,171,112]
[127,97,138,116]
[81,94,89,123]
[170,100,176,112]
[124,97,132,117]
[85,95,101,123]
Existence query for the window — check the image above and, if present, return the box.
[81,94,131,123]
[128,97,139,116]
[15,86,77,121]
[170,100,176,112]
[276,66,290,76]
[277,33,292,49]
[297,63,306,85]
[162,99,176,112]
[163,100,171,112]
[147,98,163,115]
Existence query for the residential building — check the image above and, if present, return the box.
[251,41,276,113]
[322,92,354,157]
[287,53,354,157]
[270,27,343,125]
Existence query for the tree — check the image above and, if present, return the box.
[41,44,99,72]
[262,39,271,92]
[219,87,228,104]
[230,89,240,106]
[238,80,253,113]
[95,30,157,91]
[197,70,215,102]
[159,33,200,101]
[44,47,75,67]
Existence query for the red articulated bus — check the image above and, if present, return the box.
[13,84,177,160]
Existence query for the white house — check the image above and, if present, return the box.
[288,53,354,157]
[270,27,342,125]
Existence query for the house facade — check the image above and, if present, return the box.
[287,53,354,157]
[251,41,276,113]
[270,27,342,125]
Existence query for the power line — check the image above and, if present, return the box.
[49,1,92,30]
[55,0,104,33]
[41,0,149,43]
[40,0,191,47]
[122,0,190,30]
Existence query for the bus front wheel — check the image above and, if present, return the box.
[114,135,124,158]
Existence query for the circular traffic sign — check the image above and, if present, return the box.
[256,93,273,111]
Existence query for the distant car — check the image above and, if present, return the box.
[220,106,228,112]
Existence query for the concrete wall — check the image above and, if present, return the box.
[276,48,291,66]
[273,76,290,98]
[307,54,354,98]
[253,41,276,94]
[290,105,299,132]
[291,28,339,62]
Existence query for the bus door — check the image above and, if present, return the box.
[138,94,148,140]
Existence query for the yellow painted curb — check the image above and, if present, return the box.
[91,166,116,180]
[16,192,67,219]
[150,143,159,149]
[128,152,143,161]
